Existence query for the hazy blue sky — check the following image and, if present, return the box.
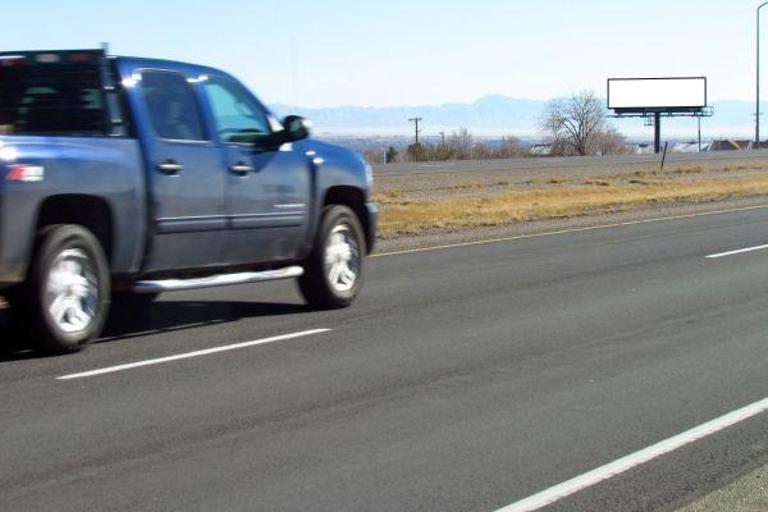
[4,1,756,107]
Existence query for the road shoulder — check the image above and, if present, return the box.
[678,465,768,512]
[376,195,768,254]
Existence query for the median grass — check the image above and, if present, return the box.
[375,175,768,236]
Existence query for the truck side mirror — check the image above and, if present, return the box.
[282,115,311,142]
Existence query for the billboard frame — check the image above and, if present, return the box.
[607,76,713,153]
[607,76,708,114]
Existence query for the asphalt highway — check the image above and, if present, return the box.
[372,149,768,176]
[3,206,768,511]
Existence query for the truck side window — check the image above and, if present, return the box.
[203,76,271,145]
[0,63,107,136]
[141,71,206,141]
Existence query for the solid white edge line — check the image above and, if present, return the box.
[706,244,768,259]
[372,204,768,258]
[57,329,332,380]
[494,397,768,512]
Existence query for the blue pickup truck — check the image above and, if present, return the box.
[0,49,377,354]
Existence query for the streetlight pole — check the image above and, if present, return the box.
[757,2,768,149]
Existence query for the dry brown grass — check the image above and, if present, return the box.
[375,176,768,236]
[584,179,613,187]
[672,166,704,174]
[381,190,402,199]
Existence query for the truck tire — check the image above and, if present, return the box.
[19,225,110,354]
[298,205,365,309]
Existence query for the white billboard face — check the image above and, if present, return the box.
[608,78,707,110]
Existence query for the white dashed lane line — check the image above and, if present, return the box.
[57,329,331,380]
[706,244,768,259]
[493,397,768,512]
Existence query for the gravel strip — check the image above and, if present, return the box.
[677,465,768,512]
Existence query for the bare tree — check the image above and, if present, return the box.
[406,142,427,162]
[448,128,475,159]
[400,131,531,162]
[385,145,399,163]
[363,149,385,164]
[543,90,606,156]
[494,136,528,159]
[593,127,629,156]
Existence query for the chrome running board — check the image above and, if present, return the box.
[132,266,304,294]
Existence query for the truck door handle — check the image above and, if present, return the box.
[157,160,183,175]
[229,163,254,176]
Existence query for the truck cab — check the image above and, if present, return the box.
[0,49,377,354]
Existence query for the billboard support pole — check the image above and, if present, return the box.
[698,117,702,152]
[654,112,662,154]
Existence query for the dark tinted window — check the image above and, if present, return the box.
[141,71,205,141]
[203,76,271,144]
[0,62,107,136]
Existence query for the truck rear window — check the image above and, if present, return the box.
[0,53,107,136]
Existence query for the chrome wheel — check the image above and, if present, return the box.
[324,223,360,293]
[45,248,99,334]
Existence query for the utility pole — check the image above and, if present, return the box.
[439,131,446,148]
[408,117,422,145]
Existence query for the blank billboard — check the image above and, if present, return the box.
[607,77,707,110]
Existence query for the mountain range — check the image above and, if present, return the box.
[271,95,764,140]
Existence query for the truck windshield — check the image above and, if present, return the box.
[0,55,107,137]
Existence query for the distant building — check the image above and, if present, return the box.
[671,141,702,153]
[707,139,753,151]
[634,143,655,155]
[529,144,552,156]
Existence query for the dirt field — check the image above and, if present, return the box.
[373,157,768,240]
